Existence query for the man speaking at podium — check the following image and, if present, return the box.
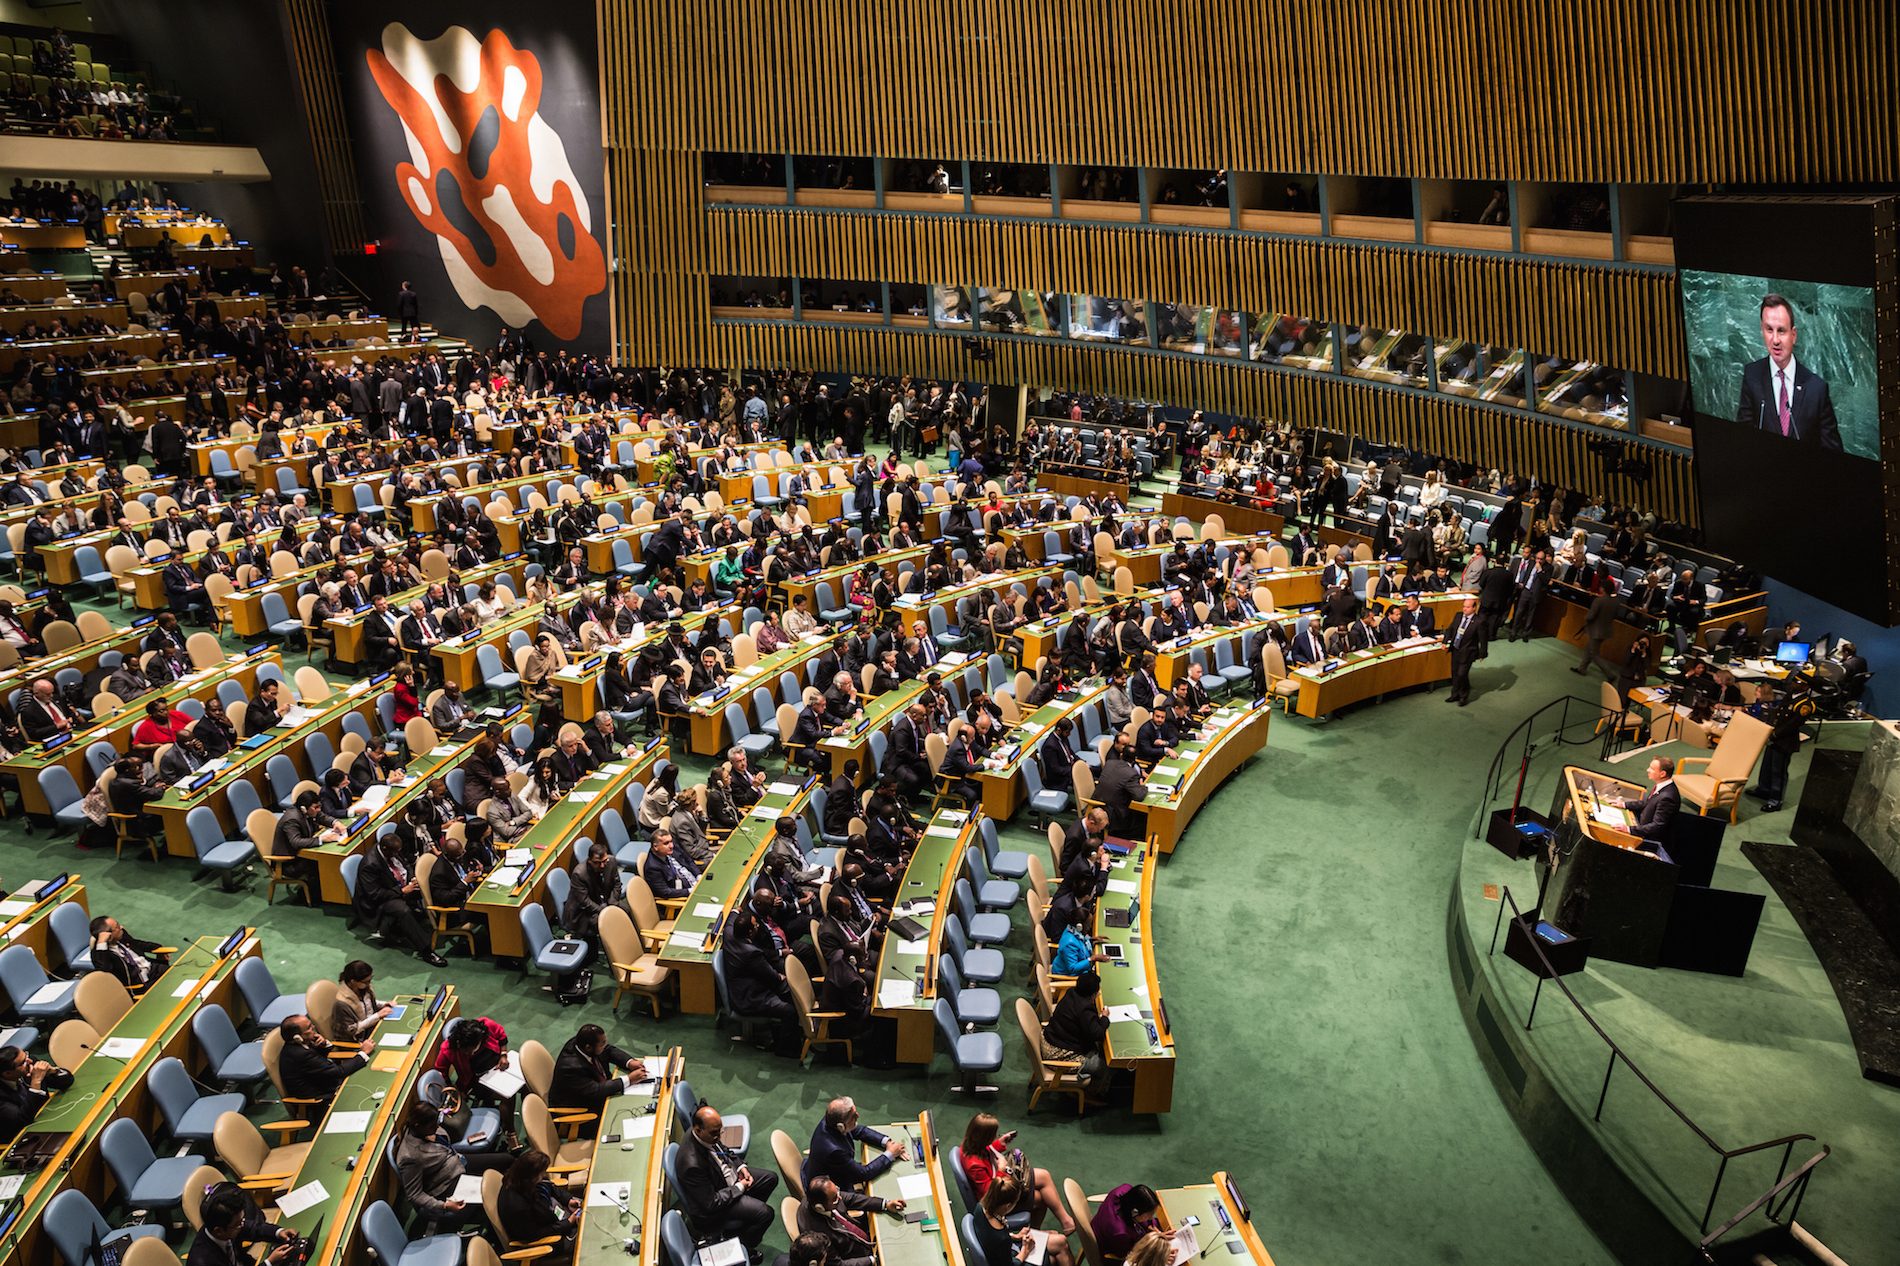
[1617,756,1680,856]
[1734,293,1842,450]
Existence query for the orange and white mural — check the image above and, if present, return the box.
[364,22,606,341]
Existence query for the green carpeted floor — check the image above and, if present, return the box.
[0,580,1630,1265]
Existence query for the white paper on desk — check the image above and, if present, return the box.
[692,902,723,919]
[895,939,928,957]
[1169,1223,1200,1266]
[668,930,705,949]
[23,981,67,1006]
[589,1181,634,1209]
[641,1055,667,1079]
[625,1112,659,1138]
[204,757,229,773]
[566,790,598,804]
[275,1180,329,1218]
[895,1171,934,1201]
[479,1066,526,1098]
[429,744,458,756]
[1104,879,1139,896]
[198,979,218,1000]
[0,899,30,917]
[623,1078,657,1098]
[0,1174,22,1200]
[97,1036,144,1059]
[279,707,315,727]
[748,804,779,818]
[451,1174,485,1205]
[504,848,533,867]
[878,979,916,1008]
[1022,1230,1050,1266]
[1105,1004,1143,1024]
[697,1240,747,1266]
[487,866,522,887]
[767,781,801,795]
[923,825,958,838]
[324,1110,373,1134]
[172,977,200,998]
[357,784,391,811]
[378,1032,413,1048]
[603,763,630,776]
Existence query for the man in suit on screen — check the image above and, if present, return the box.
[1735,293,1842,451]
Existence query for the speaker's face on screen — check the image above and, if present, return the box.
[1760,302,1796,367]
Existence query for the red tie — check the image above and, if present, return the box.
[1776,370,1792,437]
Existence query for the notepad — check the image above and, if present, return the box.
[692,902,723,919]
[1106,1004,1143,1024]
[896,1172,935,1201]
[451,1174,485,1205]
[766,781,801,795]
[23,981,67,1006]
[478,1066,526,1098]
[97,1036,144,1059]
[623,1078,657,1098]
[878,979,916,1008]
[172,977,201,998]
[697,1240,746,1266]
[0,900,30,917]
[0,1174,23,1200]
[487,866,522,887]
[566,790,599,804]
[589,1181,634,1209]
[504,848,533,867]
[430,744,459,756]
[371,1049,407,1072]
[895,938,928,957]
[378,1032,413,1048]
[275,1180,329,1218]
[923,825,959,838]
[325,1110,373,1134]
[749,803,779,818]
[1105,879,1139,896]
[669,930,705,948]
[357,785,391,811]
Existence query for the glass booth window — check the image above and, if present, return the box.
[1476,347,1528,407]
[1343,327,1429,388]
[1156,304,1246,356]
[792,156,874,191]
[1251,314,1334,370]
[704,153,784,186]
[802,279,882,316]
[1066,296,1149,343]
[1534,356,1629,427]
[1434,339,1483,396]
[710,276,792,311]
[978,289,1060,336]
[932,286,973,327]
[890,283,928,318]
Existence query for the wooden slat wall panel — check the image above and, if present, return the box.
[702,209,1685,375]
[601,0,1900,182]
[282,0,367,255]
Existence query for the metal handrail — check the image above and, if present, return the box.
[1490,885,1819,1231]
[1698,1146,1830,1260]
[1474,693,1623,830]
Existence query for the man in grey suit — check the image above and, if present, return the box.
[1573,590,1624,678]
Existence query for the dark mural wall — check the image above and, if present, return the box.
[324,1,611,353]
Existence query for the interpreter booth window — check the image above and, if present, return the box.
[1250,314,1334,371]
[1434,339,1485,398]
[1343,327,1429,388]
[710,276,792,317]
[1475,347,1528,408]
[1150,168,1229,215]
[1066,295,1149,344]
[971,162,1051,204]
[703,152,784,187]
[978,289,1060,336]
[792,155,874,191]
[887,158,960,195]
[1533,355,1630,428]
[1155,304,1246,356]
[931,286,973,328]
[890,283,929,328]
[801,279,884,322]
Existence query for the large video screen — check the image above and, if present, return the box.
[1677,197,1891,621]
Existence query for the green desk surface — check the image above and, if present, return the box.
[470,741,665,906]
[872,810,974,1014]
[434,577,610,657]
[0,874,83,942]
[2,649,277,777]
[686,634,840,718]
[888,565,1062,619]
[1141,701,1271,805]
[1095,841,1172,1064]
[575,1050,681,1266]
[658,779,814,966]
[798,545,932,595]
[277,990,460,1260]
[1156,614,1278,660]
[323,555,525,633]
[1,933,252,1259]
[864,1117,962,1266]
[1288,637,1446,682]
[300,739,482,868]
[120,514,324,582]
[1154,1178,1270,1265]
[148,675,381,814]
[544,602,732,691]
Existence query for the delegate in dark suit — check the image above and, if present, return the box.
[1735,357,1842,451]
[1625,778,1680,848]
[1442,603,1487,705]
[675,1125,777,1248]
[1576,591,1623,676]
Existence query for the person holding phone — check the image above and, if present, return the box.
[972,1175,1075,1266]
[958,1112,1075,1233]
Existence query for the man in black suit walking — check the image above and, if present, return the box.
[1734,293,1842,451]
[1618,755,1680,853]
[1442,596,1486,707]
